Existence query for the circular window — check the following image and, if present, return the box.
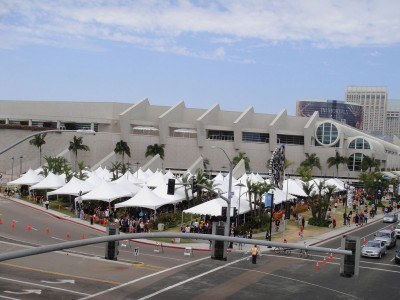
[348,138,371,150]
[347,153,364,171]
[315,122,339,146]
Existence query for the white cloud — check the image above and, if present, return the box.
[1,0,400,58]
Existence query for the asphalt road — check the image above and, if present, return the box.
[0,196,399,299]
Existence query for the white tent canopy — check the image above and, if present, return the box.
[268,188,297,205]
[152,184,187,204]
[29,172,66,191]
[282,178,307,197]
[145,171,166,188]
[47,177,94,197]
[114,177,142,195]
[81,181,132,202]
[85,172,104,186]
[183,198,235,216]
[115,186,171,210]
[7,169,44,186]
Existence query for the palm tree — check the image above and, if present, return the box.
[76,161,89,180]
[109,161,122,180]
[233,152,251,172]
[361,155,380,172]
[68,135,90,172]
[145,144,165,160]
[300,153,321,173]
[29,133,46,166]
[327,150,348,177]
[114,140,131,164]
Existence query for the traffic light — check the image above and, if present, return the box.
[221,207,227,221]
[340,235,360,277]
[167,179,175,195]
[233,208,238,218]
[192,178,198,191]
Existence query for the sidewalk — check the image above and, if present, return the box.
[1,194,386,254]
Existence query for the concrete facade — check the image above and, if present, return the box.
[1,99,400,180]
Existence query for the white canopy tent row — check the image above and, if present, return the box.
[47,177,95,197]
[282,178,308,198]
[29,172,66,191]
[115,186,179,217]
[80,181,134,209]
[7,169,44,186]
[183,194,251,217]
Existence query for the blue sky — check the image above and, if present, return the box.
[1,0,400,115]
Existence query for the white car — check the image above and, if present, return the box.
[362,240,387,258]
[395,222,400,239]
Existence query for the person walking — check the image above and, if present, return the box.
[44,199,49,210]
[251,245,259,264]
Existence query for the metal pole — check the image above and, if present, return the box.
[19,155,23,175]
[0,232,352,262]
[11,157,14,180]
[269,191,274,243]
[211,146,232,241]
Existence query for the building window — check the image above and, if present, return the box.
[315,122,339,146]
[348,153,364,171]
[132,126,159,136]
[207,130,234,141]
[277,134,304,145]
[242,132,269,143]
[348,138,371,150]
[170,128,197,138]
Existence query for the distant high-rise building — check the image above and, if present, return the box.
[296,99,363,129]
[386,100,400,137]
[345,86,387,135]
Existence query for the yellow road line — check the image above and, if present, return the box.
[0,262,121,285]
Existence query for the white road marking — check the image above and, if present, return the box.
[360,266,400,274]
[230,266,362,299]
[136,256,250,300]
[79,256,210,300]
[0,277,88,296]
[0,295,20,300]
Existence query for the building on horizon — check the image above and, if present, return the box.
[2,99,400,180]
[296,99,363,129]
[345,86,387,135]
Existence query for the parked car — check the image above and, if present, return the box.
[395,222,400,239]
[395,250,400,264]
[383,213,398,223]
[362,240,387,258]
[374,229,397,248]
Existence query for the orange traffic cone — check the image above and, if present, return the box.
[322,257,327,265]
[66,232,71,239]
[0,218,3,225]
[45,227,50,235]
[329,253,334,261]
[26,224,31,231]
[81,234,85,240]
[10,221,15,229]
[362,237,366,245]
[314,261,320,270]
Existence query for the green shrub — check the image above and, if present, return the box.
[308,218,330,227]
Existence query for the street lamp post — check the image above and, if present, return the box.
[11,157,14,180]
[135,162,140,178]
[19,155,23,175]
[344,181,350,225]
[235,181,246,226]
[211,146,232,242]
